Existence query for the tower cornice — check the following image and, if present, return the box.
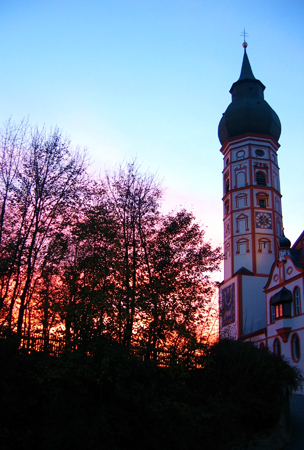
[220,133,280,155]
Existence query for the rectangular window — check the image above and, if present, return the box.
[296,300,300,316]
[276,304,283,318]
[271,305,275,323]
[259,199,266,208]
[225,201,229,215]
[295,288,301,316]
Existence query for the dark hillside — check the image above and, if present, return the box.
[0,338,301,450]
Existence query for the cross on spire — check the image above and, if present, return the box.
[241,28,248,49]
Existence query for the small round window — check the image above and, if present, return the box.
[236,150,245,159]
[255,149,265,157]
[291,334,300,363]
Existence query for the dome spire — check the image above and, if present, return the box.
[238,27,256,83]
[238,30,256,82]
[218,38,282,145]
[279,229,291,261]
[279,229,291,249]
[239,47,255,81]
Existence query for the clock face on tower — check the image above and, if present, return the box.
[255,212,272,229]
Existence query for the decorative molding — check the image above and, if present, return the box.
[276,327,292,344]
[236,238,250,254]
[236,213,250,233]
[258,238,272,254]
[287,267,293,275]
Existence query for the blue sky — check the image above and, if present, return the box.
[0,0,303,250]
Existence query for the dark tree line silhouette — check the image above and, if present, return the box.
[0,120,222,363]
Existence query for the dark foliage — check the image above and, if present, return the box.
[0,337,301,450]
[199,339,303,444]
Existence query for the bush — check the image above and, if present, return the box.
[200,339,302,441]
[0,337,301,450]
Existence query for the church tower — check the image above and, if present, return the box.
[219,41,283,339]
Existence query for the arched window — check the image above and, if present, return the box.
[224,242,231,259]
[291,334,300,363]
[225,200,229,215]
[256,171,266,186]
[236,171,246,188]
[273,339,281,356]
[276,219,281,236]
[294,287,301,316]
[225,179,229,194]
[234,165,247,188]
[235,193,247,209]
[256,192,269,208]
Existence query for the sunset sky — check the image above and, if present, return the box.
[1,0,303,253]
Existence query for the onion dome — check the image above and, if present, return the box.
[279,231,291,250]
[218,44,281,145]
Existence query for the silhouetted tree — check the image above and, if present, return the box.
[58,181,121,348]
[103,160,162,347]
[0,121,88,344]
[137,209,222,363]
